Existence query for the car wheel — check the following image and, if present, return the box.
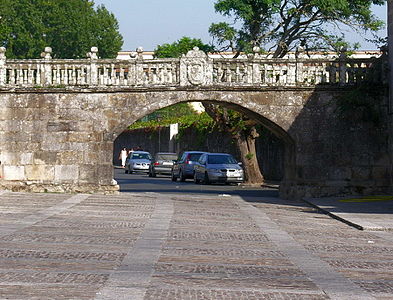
[171,171,177,182]
[203,172,210,185]
[193,172,200,184]
[179,169,186,182]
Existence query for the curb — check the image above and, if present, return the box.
[302,198,365,231]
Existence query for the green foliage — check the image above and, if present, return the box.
[129,103,214,131]
[209,0,386,57]
[154,36,214,58]
[0,0,123,58]
[245,153,254,160]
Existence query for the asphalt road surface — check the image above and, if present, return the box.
[114,167,279,201]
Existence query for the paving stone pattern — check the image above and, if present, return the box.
[0,192,392,299]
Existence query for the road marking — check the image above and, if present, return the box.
[232,196,376,300]
[0,193,90,236]
[95,194,174,300]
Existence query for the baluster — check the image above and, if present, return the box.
[119,67,125,85]
[27,66,33,85]
[36,65,41,85]
[56,66,61,84]
[23,68,28,85]
[10,69,15,84]
[111,64,116,85]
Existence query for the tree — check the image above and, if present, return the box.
[154,37,214,58]
[0,0,123,59]
[203,104,264,184]
[209,0,386,57]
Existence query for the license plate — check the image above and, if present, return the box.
[162,162,172,165]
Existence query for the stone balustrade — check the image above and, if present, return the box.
[0,46,386,89]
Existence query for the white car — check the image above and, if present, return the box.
[125,151,152,174]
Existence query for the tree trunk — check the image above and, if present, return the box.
[235,126,264,185]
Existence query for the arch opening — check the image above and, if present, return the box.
[110,96,296,198]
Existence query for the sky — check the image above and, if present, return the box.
[93,0,388,52]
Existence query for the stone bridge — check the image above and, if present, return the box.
[0,47,390,199]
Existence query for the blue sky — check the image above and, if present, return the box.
[94,0,388,51]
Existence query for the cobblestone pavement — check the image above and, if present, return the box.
[0,192,392,299]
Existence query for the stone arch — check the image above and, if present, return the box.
[108,90,297,197]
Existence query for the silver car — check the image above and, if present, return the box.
[125,151,152,174]
[193,153,244,184]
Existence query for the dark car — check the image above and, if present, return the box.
[149,152,178,177]
[171,151,207,182]
[193,153,244,184]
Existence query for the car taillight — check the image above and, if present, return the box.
[154,162,160,166]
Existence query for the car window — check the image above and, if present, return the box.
[188,153,203,161]
[156,154,177,160]
[207,155,237,164]
[178,153,185,162]
[198,154,206,164]
[131,153,151,160]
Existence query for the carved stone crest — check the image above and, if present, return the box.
[180,47,212,86]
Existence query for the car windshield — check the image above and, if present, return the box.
[188,153,203,161]
[207,155,237,164]
[156,154,177,160]
[131,153,151,160]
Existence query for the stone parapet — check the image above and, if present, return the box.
[0,47,386,90]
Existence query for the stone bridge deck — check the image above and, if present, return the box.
[0,47,385,90]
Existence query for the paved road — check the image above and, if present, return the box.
[0,175,393,299]
[114,167,279,200]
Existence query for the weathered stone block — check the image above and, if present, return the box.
[47,121,78,132]
[371,166,389,180]
[328,167,351,181]
[55,165,79,182]
[58,151,82,165]
[20,153,34,165]
[3,166,25,180]
[351,167,371,180]
[25,165,54,181]
[79,165,98,183]
[34,151,57,165]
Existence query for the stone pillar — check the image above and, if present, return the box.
[338,49,348,85]
[41,47,53,86]
[88,47,98,86]
[135,47,144,86]
[0,47,5,86]
[295,46,305,84]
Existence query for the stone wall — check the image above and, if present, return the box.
[114,126,285,181]
[0,87,390,199]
